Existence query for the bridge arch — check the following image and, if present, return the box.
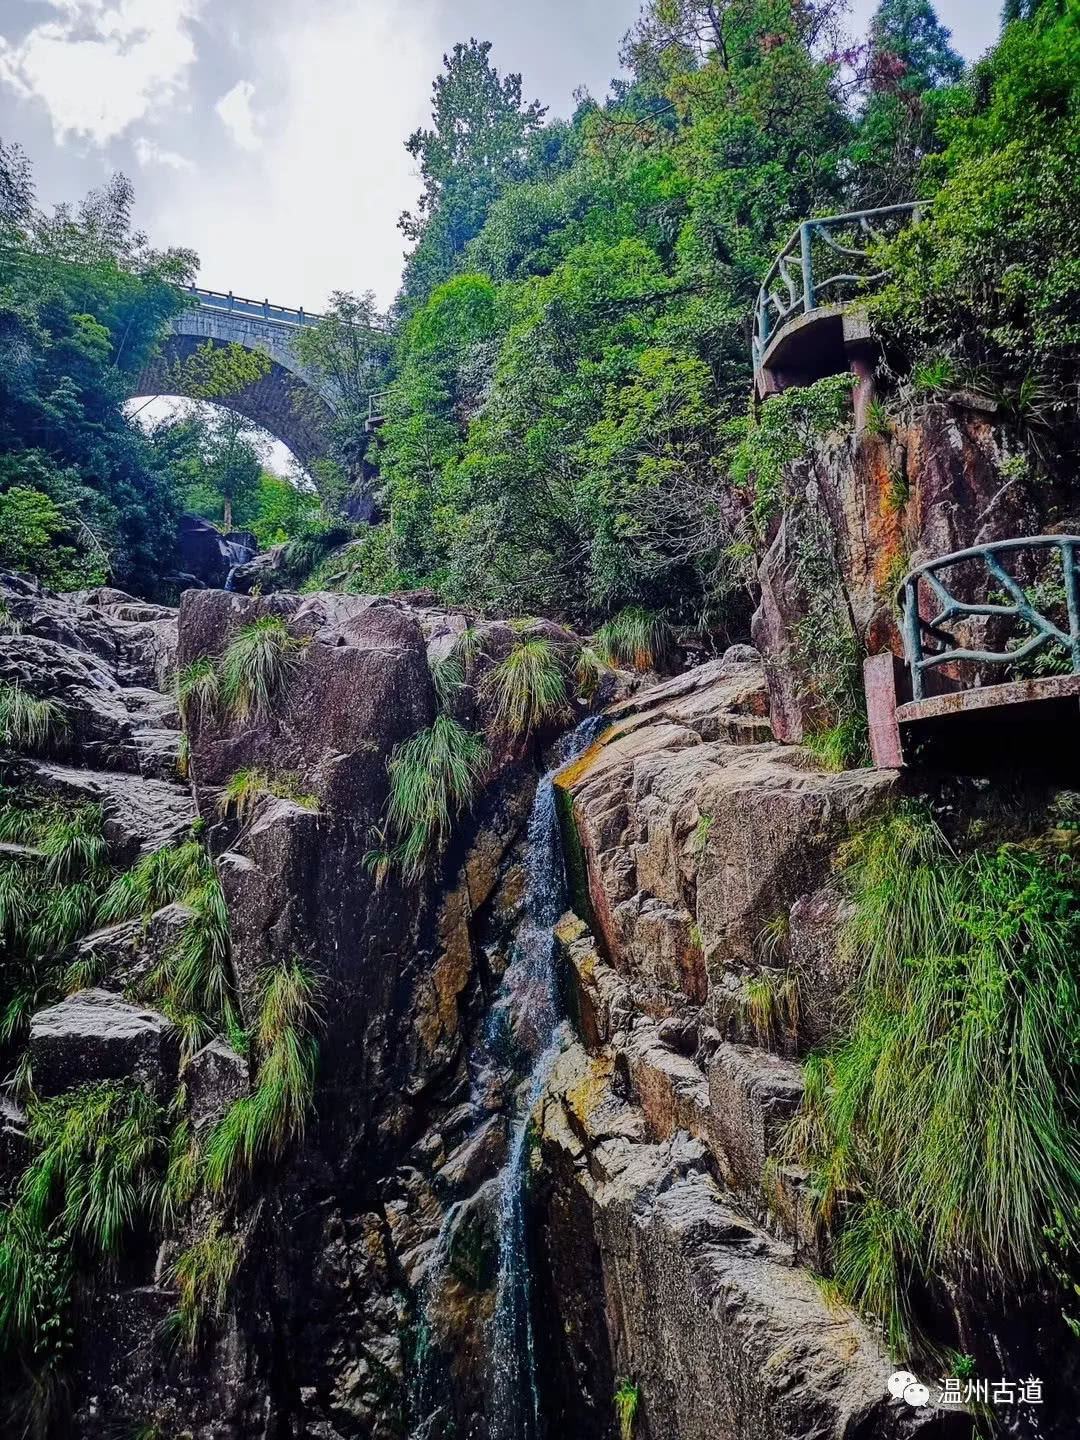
[131,290,339,469]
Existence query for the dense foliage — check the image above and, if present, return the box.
[316,0,1076,659]
[0,162,195,593]
[785,800,1080,1356]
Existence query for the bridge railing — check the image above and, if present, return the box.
[184,285,324,328]
[751,202,927,381]
[898,537,1080,700]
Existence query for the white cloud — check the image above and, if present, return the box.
[133,136,195,171]
[215,80,262,152]
[0,0,203,146]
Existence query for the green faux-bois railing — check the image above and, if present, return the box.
[751,203,926,383]
[898,537,1080,701]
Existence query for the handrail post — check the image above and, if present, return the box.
[902,577,925,700]
[799,222,815,314]
[1063,540,1080,673]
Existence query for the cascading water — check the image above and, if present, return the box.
[408,717,604,1440]
[487,723,600,1440]
[222,537,253,592]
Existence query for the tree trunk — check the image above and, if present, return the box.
[224,497,233,531]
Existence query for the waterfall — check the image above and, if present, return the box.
[408,717,604,1440]
[222,537,253,591]
[487,717,605,1440]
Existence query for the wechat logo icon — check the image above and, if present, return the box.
[888,1371,930,1407]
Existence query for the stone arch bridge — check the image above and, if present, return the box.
[133,288,347,469]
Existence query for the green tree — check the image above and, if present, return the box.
[291,289,391,478]
[870,0,1080,465]
[0,161,195,593]
[851,0,965,204]
[398,39,548,306]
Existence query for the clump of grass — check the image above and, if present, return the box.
[883,468,909,514]
[429,655,465,711]
[203,960,321,1194]
[614,1378,640,1440]
[482,635,569,738]
[594,608,675,673]
[166,1216,242,1354]
[147,866,236,1052]
[217,767,320,824]
[219,616,304,724]
[756,910,790,963]
[574,644,613,701]
[96,838,208,924]
[175,656,219,727]
[784,803,1080,1354]
[803,713,870,772]
[383,715,489,881]
[692,813,712,856]
[736,969,799,1045]
[451,627,486,668]
[39,805,107,885]
[864,397,892,440]
[0,682,67,755]
[18,1082,165,1258]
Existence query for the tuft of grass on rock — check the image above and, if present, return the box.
[383,715,489,881]
[175,656,219,727]
[219,616,304,724]
[0,682,67,755]
[482,635,569,738]
[594,608,675,673]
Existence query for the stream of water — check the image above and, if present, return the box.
[409,717,603,1440]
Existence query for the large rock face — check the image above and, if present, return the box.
[556,649,893,1038]
[533,1043,963,1440]
[6,567,1066,1440]
[750,403,1044,740]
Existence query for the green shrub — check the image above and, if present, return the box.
[384,715,489,880]
[219,616,304,723]
[482,635,569,737]
[0,682,67,755]
[594,609,675,673]
[785,804,1080,1352]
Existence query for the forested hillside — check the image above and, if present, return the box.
[305,0,1080,638]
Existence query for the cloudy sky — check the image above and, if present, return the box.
[1,0,1000,318]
